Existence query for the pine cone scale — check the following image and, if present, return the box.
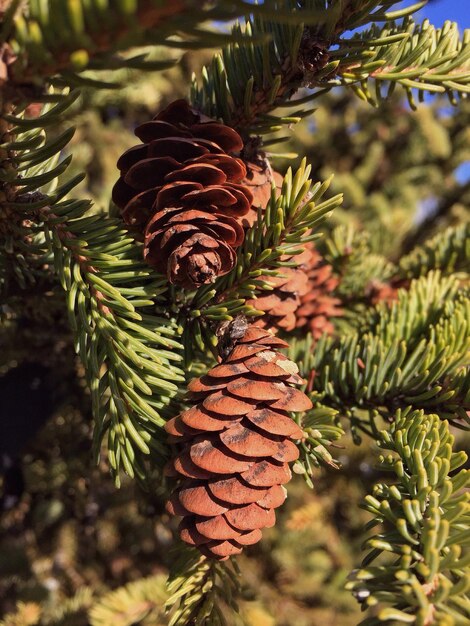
[116,144,148,170]
[195,515,246,540]
[202,541,243,557]
[209,362,250,377]
[233,529,262,545]
[173,453,213,479]
[187,123,243,152]
[258,485,287,508]
[134,120,192,142]
[246,408,303,438]
[225,503,276,531]
[189,439,255,474]
[202,391,256,416]
[225,378,286,401]
[219,422,282,456]
[181,406,240,431]
[180,522,213,545]
[178,485,230,516]
[208,476,269,504]
[124,156,179,189]
[147,137,209,160]
[240,459,291,487]
[226,344,268,361]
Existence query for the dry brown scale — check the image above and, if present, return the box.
[112,99,278,288]
[164,326,312,560]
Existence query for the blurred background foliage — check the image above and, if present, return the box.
[0,46,468,625]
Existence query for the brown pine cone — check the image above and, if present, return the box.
[164,326,311,560]
[112,99,254,288]
[296,247,343,339]
[246,247,313,333]
[241,162,284,227]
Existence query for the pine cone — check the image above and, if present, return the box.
[241,162,283,227]
[246,248,312,333]
[112,99,254,288]
[164,326,311,560]
[296,247,343,339]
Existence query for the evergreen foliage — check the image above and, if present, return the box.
[399,223,470,279]
[0,1,469,625]
[296,272,470,436]
[347,410,470,625]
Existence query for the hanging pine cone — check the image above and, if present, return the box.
[296,246,343,339]
[112,99,254,288]
[164,325,311,560]
[245,247,313,333]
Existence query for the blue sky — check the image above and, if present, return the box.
[412,0,469,27]
[373,0,468,26]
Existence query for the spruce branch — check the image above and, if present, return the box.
[295,273,470,434]
[0,91,82,296]
[165,546,242,626]
[0,602,42,626]
[1,2,470,622]
[295,400,343,485]
[2,0,280,89]
[1,89,186,485]
[317,224,397,311]
[192,2,468,138]
[213,162,341,301]
[347,409,470,625]
[335,18,470,107]
[40,587,93,626]
[89,575,167,626]
[399,223,470,280]
[40,202,186,485]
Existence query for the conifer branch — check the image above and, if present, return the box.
[89,575,167,625]
[165,547,241,626]
[192,2,468,139]
[295,273,470,435]
[295,399,343,485]
[0,601,42,626]
[2,0,278,90]
[347,409,470,625]
[1,90,185,484]
[40,204,185,485]
[400,182,470,254]
[1,2,469,623]
[399,223,470,280]
[317,225,397,306]
[335,18,470,107]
